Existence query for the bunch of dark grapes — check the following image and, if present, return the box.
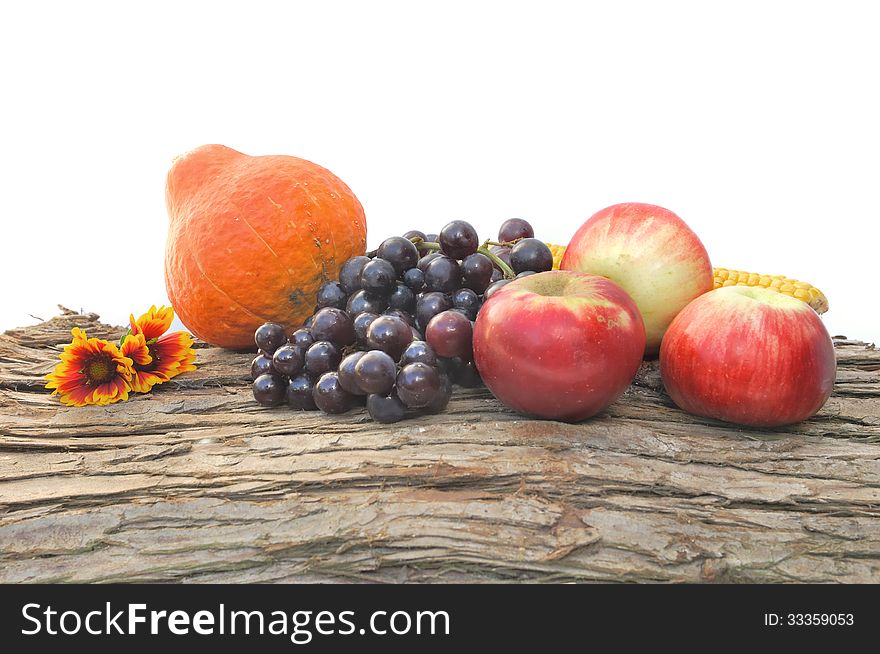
[250,218,553,423]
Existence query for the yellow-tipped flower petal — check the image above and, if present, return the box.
[45,328,134,407]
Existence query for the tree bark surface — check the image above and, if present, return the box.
[1,308,878,583]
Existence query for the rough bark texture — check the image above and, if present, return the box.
[1,307,878,583]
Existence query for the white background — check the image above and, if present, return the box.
[1,1,877,342]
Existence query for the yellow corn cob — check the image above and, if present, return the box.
[548,243,567,270]
[546,244,828,314]
[712,268,828,314]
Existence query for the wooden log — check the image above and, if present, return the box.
[0,307,878,583]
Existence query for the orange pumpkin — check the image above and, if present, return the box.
[165,144,367,349]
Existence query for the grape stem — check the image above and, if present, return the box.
[409,238,517,279]
[482,238,523,248]
[475,246,516,279]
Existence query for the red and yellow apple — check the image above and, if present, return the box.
[472,270,646,421]
[660,286,836,427]
[560,202,713,356]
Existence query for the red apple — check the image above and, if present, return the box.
[560,202,713,356]
[472,270,646,421]
[659,286,836,427]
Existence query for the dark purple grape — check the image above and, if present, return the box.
[353,350,397,395]
[509,238,553,274]
[484,279,511,299]
[423,375,453,413]
[411,326,424,341]
[399,340,438,367]
[439,220,479,259]
[287,374,317,410]
[425,233,439,243]
[339,255,371,294]
[388,283,416,312]
[360,258,397,295]
[255,322,287,355]
[377,236,420,275]
[452,288,481,320]
[252,373,285,407]
[351,392,368,408]
[272,344,305,376]
[289,328,314,349]
[417,252,442,272]
[454,360,483,387]
[304,341,341,377]
[383,308,414,326]
[489,268,503,283]
[353,311,379,345]
[436,356,462,378]
[424,256,462,294]
[316,281,347,310]
[302,314,315,329]
[460,253,493,293]
[402,267,425,293]
[403,230,429,256]
[313,372,355,414]
[310,307,356,346]
[426,310,473,359]
[498,218,535,243]
[366,315,413,361]
[251,353,275,379]
[338,351,368,395]
[396,363,444,408]
[415,292,453,332]
[366,393,407,423]
[515,270,537,279]
[346,290,388,317]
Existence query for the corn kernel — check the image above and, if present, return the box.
[545,247,829,314]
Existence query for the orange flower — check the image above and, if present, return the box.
[132,305,175,340]
[45,328,135,407]
[127,305,197,392]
